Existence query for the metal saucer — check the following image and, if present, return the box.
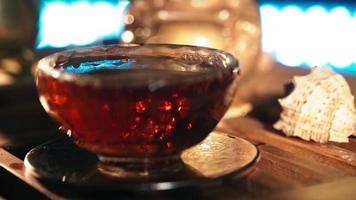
[24,131,259,191]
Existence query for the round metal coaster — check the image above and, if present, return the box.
[24,131,259,191]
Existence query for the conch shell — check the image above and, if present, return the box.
[274,67,356,143]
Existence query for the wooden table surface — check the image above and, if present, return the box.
[0,62,355,199]
[218,116,356,199]
[1,113,356,199]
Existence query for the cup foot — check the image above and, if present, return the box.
[97,154,183,178]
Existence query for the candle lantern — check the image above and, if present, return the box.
[125,0,261,112]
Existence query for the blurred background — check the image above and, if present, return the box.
[0,0,356,89]
[0,0,355,83]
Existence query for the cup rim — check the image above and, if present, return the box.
[36,43,239,87]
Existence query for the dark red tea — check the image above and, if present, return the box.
[36,56,237,157]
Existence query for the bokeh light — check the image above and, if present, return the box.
[37,0,130,49]
[260,4,356,74]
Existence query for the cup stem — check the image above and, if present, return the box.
[97,154,183,177]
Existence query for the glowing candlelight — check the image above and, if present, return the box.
[149,23,225,49]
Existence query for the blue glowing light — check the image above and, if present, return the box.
[36,0,130,49]
[260,4,356,74]
[64,59,135,73]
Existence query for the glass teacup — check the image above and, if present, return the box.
[35,44,239,177]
